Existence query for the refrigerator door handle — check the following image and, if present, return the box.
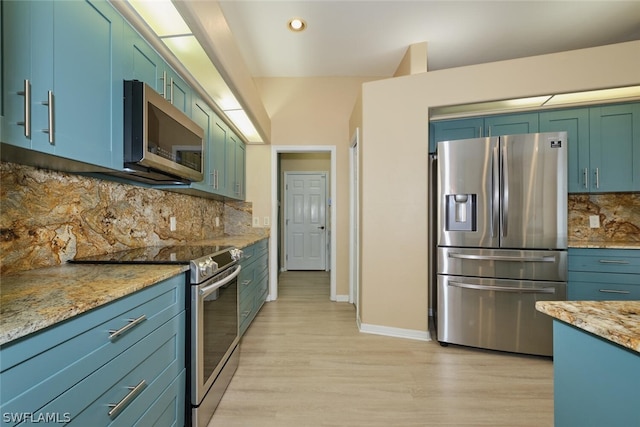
[491,143,500,238]
[501,142,509,237]
[448,280,556,294]
[448,253,556,263]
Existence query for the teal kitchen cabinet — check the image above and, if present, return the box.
[0,274,186,426]
[568,248,640,300]
[239,239,269,336]
[123,25,191,115]
[2,0,124,170]
[230,133,246,200]
[429,112,538,152]
[552,320,639,427]
[190,97,215,194]
[540,108,590,193]
[588,103,640,192]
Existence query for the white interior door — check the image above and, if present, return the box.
[285,172,327,270]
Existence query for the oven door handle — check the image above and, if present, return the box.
[199,265,242,297]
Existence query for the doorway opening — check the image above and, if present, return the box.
[269,146,337,301]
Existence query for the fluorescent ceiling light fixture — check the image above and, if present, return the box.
[224,109,262,144]
[288,17,307,32]
[128,0,190,36]
[432,86,640,120]
[544,86,640,106]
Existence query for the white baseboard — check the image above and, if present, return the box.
[334,294,350,302]
[359,322,432,342]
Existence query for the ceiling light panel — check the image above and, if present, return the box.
[128,0,191,36]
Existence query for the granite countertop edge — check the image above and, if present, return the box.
[536,300,640,353]
[568,241,640,249]
[0,234,269,346]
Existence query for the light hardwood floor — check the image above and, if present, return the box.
[209,271,553,426]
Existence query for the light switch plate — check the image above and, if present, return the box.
[589,215,600,228]
[253,217,260,227]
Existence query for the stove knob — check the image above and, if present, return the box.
[230,248,243,261]
[198,261,208,276]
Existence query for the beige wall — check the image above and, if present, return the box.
[358,41,640,334]
[247,77,378,297]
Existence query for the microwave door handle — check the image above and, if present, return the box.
[198,265,242,298]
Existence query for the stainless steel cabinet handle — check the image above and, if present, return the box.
[242,279,252,287]
[598,289,630,294]
[583,168,589,189]
[17,79,31,138]
[448,253,556,262]
[449,280,556,294]
[108,314,147,341]
[594,167,600,189]
[479,126,483,137]
[598,259,630,265]
[170,78,174,104]
[42,91,54,144]
[160,70,167,98]
[108,380,147,419]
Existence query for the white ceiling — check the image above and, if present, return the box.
[217,0,640,77]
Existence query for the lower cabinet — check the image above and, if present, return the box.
[239,239,269,336]
[568,248,640,300]
[553,320,639,427]
[0,274,186,426]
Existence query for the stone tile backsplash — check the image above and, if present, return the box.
[568,193,640,245]
[1,162,259,274]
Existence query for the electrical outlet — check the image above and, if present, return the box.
[215,216,220,227]
[170,216,177,231]
[263,216,270,226]
[589,215,600,228]
[253,217,260,227]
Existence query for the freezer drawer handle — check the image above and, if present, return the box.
[448,253,556,262]
[598,259,630,265]
[599,289,630,295]
[448,281,556,294]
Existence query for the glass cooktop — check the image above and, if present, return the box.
[70,245,233,264]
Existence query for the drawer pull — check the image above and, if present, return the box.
[599,289,631,295]
[108,379,147,419]
[598,259,630,265]
[108,315,147,341]
[242,279,252,286]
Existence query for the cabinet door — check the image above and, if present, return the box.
[235,139,246,200]
[211,119,229,195]
[589,103,640,192]
[484,112,539,137]
[540,108,590,193]
[51,0,123,169]
[429,118,483,153]
[190,99,213,191]
[124,26,164,94]
[3,0,54,152]
[165,68,191,115]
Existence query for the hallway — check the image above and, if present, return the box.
[209,271,553,426]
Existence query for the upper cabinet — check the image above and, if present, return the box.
[588,103,640,192]
[539,108,590,193]
[429,112,538,152]
[431,103,639,193]
[123,26,191,115]
[3,0,124,170]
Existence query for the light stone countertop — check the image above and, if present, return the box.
[0,235,269,346]
[568,241,640,249]
[536,300,640,353]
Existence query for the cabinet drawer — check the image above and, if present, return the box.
[568,249,640,274]
[568,281,640,301]
[241,239,268,266]
[0,274,186,418]
[39,313,185,426]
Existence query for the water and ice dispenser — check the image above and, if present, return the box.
[445,194,476,231]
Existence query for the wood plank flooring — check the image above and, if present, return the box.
[209,271,553,426]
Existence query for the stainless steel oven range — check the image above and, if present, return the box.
[71,245,243,426]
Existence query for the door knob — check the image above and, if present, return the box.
[318,226,325,230]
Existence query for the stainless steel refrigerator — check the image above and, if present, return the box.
[435,132,567,356]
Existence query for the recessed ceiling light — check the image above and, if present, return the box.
[288,17,306,32]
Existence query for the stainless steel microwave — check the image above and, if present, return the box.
[123,80,204,183]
